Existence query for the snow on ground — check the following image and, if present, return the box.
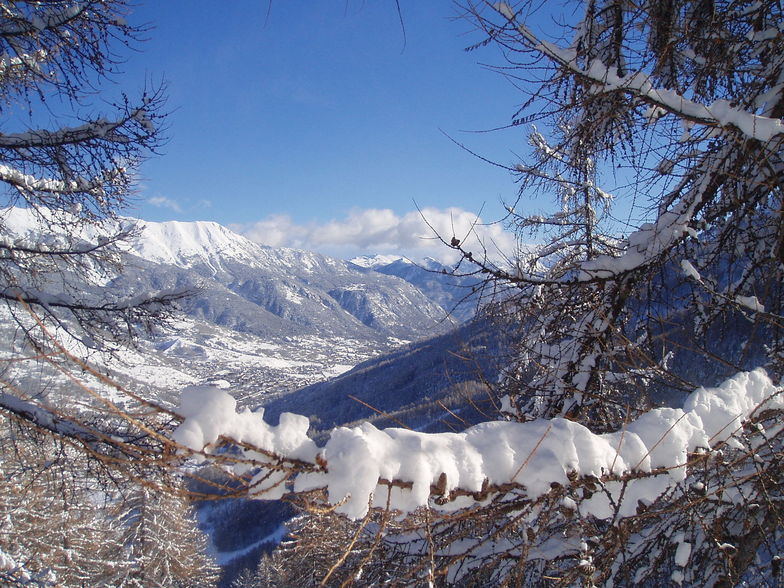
[125,324,384,408]
[323,364,354,377]
[123,364,198,390]
[0,302,384,421]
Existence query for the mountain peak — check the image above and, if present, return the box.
[130,218,263,271]
[348,254,410,269]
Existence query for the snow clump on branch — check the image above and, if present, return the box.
[172,369,782,519]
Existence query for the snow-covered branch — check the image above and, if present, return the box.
[492,2,784,142]
[548,48,784,141]
[0,286,189,314]
[172,369,782,519]
[0,388,101,443]
[0,4,88,37]
[0,162,117,196]
[0,108,155,149]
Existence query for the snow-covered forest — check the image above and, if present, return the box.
[1,0,783,586]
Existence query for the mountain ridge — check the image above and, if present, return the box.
[2,206,458,343]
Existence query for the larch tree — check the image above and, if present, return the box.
[0,416,133,586]
[166,1,784,586]
[0,0,187,475]
[1,1,782,586]
[117,476,220,588]
[453,0,784,428]
[0,2,213,586]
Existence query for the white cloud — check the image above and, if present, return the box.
[232,207,517,264]
[148,196,183,213]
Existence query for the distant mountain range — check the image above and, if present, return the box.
[123,219,463,342]
[1,207,485,406]
[350,254,482,323]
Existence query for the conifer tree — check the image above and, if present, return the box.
[452,0,784,427]
[117,477,219,588]
[0,417,131,586]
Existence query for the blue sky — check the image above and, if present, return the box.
[122,1,532,260]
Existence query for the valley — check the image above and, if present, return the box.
[2,207,479,407]
[0,207,500,585]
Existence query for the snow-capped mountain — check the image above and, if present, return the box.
[119,218,454,342]
[348,253,408,269]
[130,219,266,271]
[1,207,466,405]
[350,254,482,323]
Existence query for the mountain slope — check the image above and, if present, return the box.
[263,315,514,433]
[350,255,482,323]
[124,219,454,342]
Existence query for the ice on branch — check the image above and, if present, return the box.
[680,259,701,281]
[493,2,516,21]
[172,370,782,519]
